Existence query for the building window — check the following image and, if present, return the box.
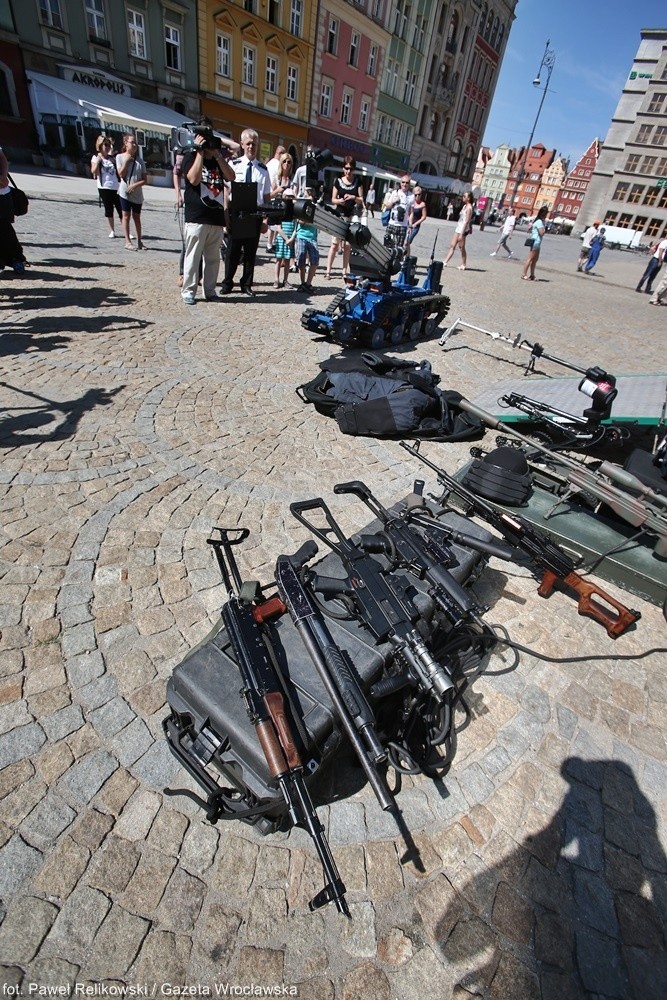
[395,121,405,148]
[627,184,643,204]
[646,217,663,237]
[367,43,377,76]
[617,213,633,228]
[290,0,302,36]
[643,187,659,206]
[372,0,383,17]
[39,0,63,29]
[320,82,332,117]
[266,56,277,93]
[286,64,298,101]
[640,156,657,175]
[655,125,667,147]
[340,90,352,125]
[86,0,107,40]
[647,92,666,114]
[394,1,410,40]
[268,0,280,25]
[165,25,181,70]
[349,31,360,67]
[244,0,256,11]
[613,182,629,201]
[412,14,425,51]
[405,71,417,104]
[243,45,256,86]
[128,9,146,59]
[359,98,369,131]
[624,153,641,172]
[637,123,653,144]
[216,34,231,77]
[327,18,338,55]
[657,157,667,178]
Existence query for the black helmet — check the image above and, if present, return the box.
[462,447,531,505]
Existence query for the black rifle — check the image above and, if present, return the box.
[275,544,395,814]
[400,442,642,639]
[289,497,456,702]
[333,480,515,629]
[212,529,349,916]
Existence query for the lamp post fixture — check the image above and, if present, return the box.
[512,39,556,212]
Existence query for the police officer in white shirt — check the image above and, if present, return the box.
[221,128,271,295]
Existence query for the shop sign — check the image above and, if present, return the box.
[61,65,133,97]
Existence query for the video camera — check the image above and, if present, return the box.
[302,147,334,198]
[170,122,224,154]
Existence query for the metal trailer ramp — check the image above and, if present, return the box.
[470,374,667,427]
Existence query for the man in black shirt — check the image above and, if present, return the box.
[180,133,236,305]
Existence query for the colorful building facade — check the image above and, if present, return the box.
[198,0,316,165]
[308,0,389,165]
[505,142,555,216]
[551,140,599,225]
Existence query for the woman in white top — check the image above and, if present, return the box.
[116,133,147,250]
[91,135,121,238]
[443,191,474,270]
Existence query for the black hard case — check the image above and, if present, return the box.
[165,509,491,826]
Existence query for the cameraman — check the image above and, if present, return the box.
[180,130,235,305]
[221,128,271,296]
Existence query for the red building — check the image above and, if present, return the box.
[308,3,388,164]
[505,142,555,216]
[551,139,601,225]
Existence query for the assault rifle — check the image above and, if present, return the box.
[332,480,508,629]
[289,497,456,702]
[459,398,667,559]
[400,443,642,639]
[212,529,349,916]
[275,544,395,814]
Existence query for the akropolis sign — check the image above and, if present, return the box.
[60,65,134,98]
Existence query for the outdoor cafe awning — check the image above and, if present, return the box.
[27,71,187,139]
[410,171,463,194]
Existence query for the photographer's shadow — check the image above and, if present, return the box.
[433,757,666,998]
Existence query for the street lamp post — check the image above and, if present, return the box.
[512,39,556,212]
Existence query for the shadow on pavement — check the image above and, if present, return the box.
[0,315,152,338]
[0,383,124,447]
[0,286,134,310]
[0,332,70,356]
[433,756,667,998]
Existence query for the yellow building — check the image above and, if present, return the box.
[197,0,316,164]
[537,155,569,215]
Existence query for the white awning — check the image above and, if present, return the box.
[27,71,187,138]
[410,171,462,193]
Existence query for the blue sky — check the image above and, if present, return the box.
[482,0,667,166]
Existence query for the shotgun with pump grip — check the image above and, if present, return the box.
[399,443,642,639]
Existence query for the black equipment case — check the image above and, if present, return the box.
[164,507,492,833]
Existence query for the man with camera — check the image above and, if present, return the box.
[180,126,236,305]
[221,129,271,296]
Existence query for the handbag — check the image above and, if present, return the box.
[524,237,534,248]
[380,208,391,227]
[7,174,28,216]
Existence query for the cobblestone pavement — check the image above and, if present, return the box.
[0,170,666,998]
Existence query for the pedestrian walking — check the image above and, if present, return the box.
[584,226,606,273]
[406,187,427,246]
[443,191,474,270]
[365,183,376,218]
[521,205,548,281]
[490,211,516,258]
[636,238,667,294]
[577,221,601,271]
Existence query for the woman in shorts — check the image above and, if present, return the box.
[116,133,147,250]
[91,135,121,238]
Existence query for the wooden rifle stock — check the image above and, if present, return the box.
[537,570,641,639]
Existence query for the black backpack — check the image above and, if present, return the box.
[296,353,484,441]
